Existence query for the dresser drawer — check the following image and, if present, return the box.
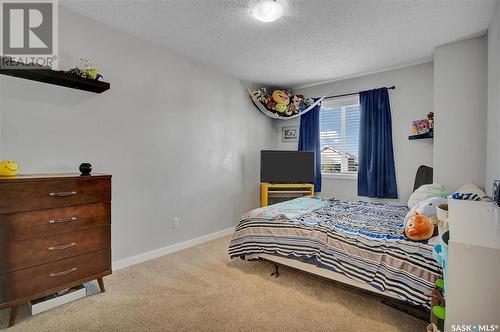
[0,249,111,306]
[0,203,111,243]
[0,177,111,214]
[0,226,110,273]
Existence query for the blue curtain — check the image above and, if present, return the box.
[298,99,321,192]
[358,88,398,198]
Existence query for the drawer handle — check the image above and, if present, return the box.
[49,216,77,224]
[49,191,77,197]
[49,267,77,277]
[48,242,76,251]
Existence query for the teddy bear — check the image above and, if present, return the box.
[404,212,434,241]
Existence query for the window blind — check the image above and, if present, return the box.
[319,95,360,174]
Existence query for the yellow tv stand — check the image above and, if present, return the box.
[260,183,315,207]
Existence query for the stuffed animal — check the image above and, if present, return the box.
[415,197,448,220]
[299,101,307,112]
[275,103,288,114]
[0,160,20,176]
[288,103,298,114]
[85,68,99,80]
[404,196,447,228]
[405,212,434,241]
[427,112,434,129]
[266,97,276,111]
[80,59,103,81]
[272,90,290,115]
[272,90,290,105]
[287,95,303,115]
[253,88,316,116]
[413,119,430,134]
[292,95,303,108]
[251,89,265,103]
[299,97,314,111]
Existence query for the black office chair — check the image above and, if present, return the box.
[413,165,433,192]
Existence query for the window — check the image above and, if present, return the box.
[320,94,360,175]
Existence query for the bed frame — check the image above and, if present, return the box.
[243,253,430,321]
[241,165,434,322]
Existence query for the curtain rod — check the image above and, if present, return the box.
[323,86,396,100]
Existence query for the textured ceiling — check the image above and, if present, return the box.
[61,0,498,87]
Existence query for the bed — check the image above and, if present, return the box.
[228,167,441,316]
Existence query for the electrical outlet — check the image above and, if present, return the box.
[172,217,180,229]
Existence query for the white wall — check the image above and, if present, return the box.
[273,62,434,203]
[0,8,274,262]
[433,36,487,191]
[486,1,500,195]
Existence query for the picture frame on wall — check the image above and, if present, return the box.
[281,126,299,142]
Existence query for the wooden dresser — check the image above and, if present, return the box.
[0,174,112,327]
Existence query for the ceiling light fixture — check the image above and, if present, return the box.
[251,0,283,23]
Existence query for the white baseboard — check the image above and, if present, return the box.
[112,227,235,271]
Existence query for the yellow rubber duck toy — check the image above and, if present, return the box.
[0,160,20,176]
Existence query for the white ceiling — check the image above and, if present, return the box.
[61,0,498,87]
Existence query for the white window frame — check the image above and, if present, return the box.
[322,172,358,180]
[320,94,360,180]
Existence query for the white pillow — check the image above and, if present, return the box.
[456,182,487,199]
[407,183,451,209]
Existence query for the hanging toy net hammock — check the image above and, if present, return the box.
[248,86,335,120]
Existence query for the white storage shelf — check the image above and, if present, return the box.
[445,200,500,331]
[448,200,500,249]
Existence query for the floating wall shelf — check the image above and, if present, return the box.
[0,57,110,93]
[408,131,434,140]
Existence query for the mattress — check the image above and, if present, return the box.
[228,197,442,308]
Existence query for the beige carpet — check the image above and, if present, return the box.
[0,235,427,331]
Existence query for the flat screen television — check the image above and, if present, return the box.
[260,150,314,184]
